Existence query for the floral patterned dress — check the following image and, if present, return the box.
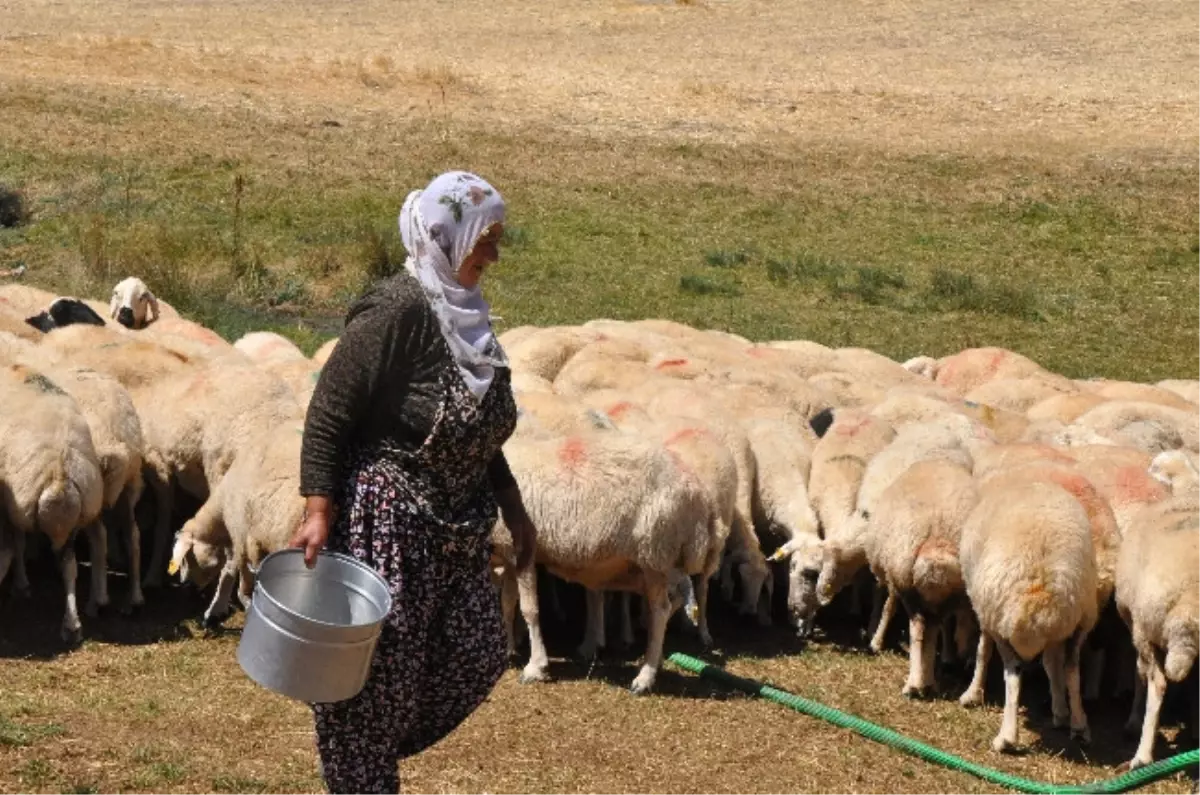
[312,346,517,794]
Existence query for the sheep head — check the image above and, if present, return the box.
[110,277,160,330]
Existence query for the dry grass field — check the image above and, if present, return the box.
[0,0,1197,792]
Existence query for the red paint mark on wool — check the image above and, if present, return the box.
[558,437,588,469]
[664,427,704,447]
[1113,466,1168,503]
[916,538,957,559]
[655,358,690,370]
[984,349,1008,376]
[835,417,870,437]
[1046,471,1093,501]
[606,401,635,420]
[746,347,768,359]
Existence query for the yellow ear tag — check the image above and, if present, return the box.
[167,560,180,576]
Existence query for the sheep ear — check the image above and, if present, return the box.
[147,292,160,322]
[768,539,799,562]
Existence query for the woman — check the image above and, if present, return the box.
[290,170,537,794]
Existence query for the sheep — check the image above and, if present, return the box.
[1147,449,1199,501]
[262,358,323,407]
[168,419,306,625]
[864,459,979,697]
[1078,378,1197,412]
[931,346,1069,396]
[37,324,199,391]
[815,416,983,648]
[311,337,339,368]
[964,376,1078,414]
[958,477,1099,752]
[629,379,772,622]
[901,355,939,380]
[495,427,718,694]
[580,393,738,648]
[0,283,58,317]
[1059,400,1199,455]
[136,316,233,357]
[108,276,178,329]
[504,325,605,381]
[1115,495,1199,769]
[0,306,42,341]
[740,417,824,637]
[1025,392,1109,425]
[805,408,896,629]
[233,331,307,366]
[1155,379,1199,406]
[806,370,888,408]
[134,357,302,585]
[0,364,105,642]
[0,334,147,613]
[496,325,538,349]
[24,297,108,332]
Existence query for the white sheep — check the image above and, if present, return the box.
[1147,449,1200,500]
[168,418,306,625]
[932,346,1068,396]
[1058,400,1199,455]
[232,331,308,365]
[958,477,1099,752]
[1115,494,1198,769]
[0,364,105,641]
[1081,378,1197,412]
[504,325,605,381]
[864,458,979,696]
[1155,379,1199,406]
[496,427,718,694]
[108,277,178,329]
[964,376,1078,414]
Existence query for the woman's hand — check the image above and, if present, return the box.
[290,496,333,569]
[496,486,537,571]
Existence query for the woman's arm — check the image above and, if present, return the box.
[293,299,416,566]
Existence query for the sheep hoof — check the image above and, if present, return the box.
[1070,726,1091,746]
[959,690,984,708]
[630,677,655,696]
[991,735,1018,754]
[60,624,83,646]
[518,666,550,685]
[202,611,229,629]
[1128,755,1151,771]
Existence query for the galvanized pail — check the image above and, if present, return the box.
[237,548,392,704]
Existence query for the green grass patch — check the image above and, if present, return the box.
[0,715,65,748]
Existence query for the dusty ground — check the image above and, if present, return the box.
[0,1,1197,793]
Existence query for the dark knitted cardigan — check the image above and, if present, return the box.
[299,271,516,498]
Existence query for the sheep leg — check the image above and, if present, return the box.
[693,574,713,648]
[1081,644,1105,702]
[954,604,975,661]
[619,592,636,648]
[1065,631,1090,744]
[12,529,30,598]
[202,555,239,627]
[1042,642,1069,729]
[83,520,110,617]
[141,470,173,589]
[960,632,993,707]
[1125,672,1146,737]
[1130,647,1167,770]
[119,488,144,612]
[499,569,520,659]
[737,557,770,625]
[869,586,897,654]
[902,609,926,697]
[59,539,83,644]
[577,588,605,661]
[0,518,13,589]
[517,565,550,684]
[543,572,567,624]
[718,551,737,603]
[237,559,255,609]
[992,638,1023,754]
[631,577,671,695]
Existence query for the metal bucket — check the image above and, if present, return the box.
[237,548,392,704]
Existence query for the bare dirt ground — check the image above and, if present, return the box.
[0,1,1197,792]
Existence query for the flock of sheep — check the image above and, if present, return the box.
[0,276,1197,773]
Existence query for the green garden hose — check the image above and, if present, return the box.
[667,652,1199,794]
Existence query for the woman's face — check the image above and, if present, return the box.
[457,223,503,289]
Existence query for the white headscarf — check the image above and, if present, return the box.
[399,170,509,401]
